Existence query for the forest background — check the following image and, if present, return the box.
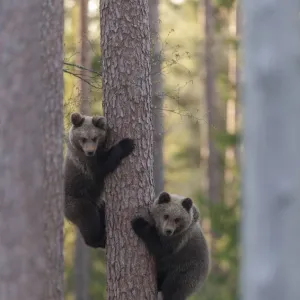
[63,0,240,299]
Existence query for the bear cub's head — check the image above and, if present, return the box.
[150,191,196,237]
[69,112,107,157]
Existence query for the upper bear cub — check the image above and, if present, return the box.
[64,112,135,248]
[131,191,210,300]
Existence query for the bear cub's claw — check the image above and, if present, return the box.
[119,138,135,157]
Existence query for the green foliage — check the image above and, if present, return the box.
[216,131,241,150]
[213,0,235,10]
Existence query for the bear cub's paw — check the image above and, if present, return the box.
[131,216,149,235]
[119,138,135,157]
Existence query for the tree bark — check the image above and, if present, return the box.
[149,0,164,195]
[40,1,64,300]
[100,0,157,299]
[241,0,300,299]
[0,1,62,299]
[204,0,224,204]
[74,1,91,300]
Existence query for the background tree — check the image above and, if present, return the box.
[150,0,164,195]
[241,0,300,299]
[0,0,64,299]
[204,0,222,205]
[41,0,64,299]
[74,1,91,300]
[100,0,157,298]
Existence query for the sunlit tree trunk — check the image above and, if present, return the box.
[100,0,157,298]
[241,0,300,299]
[74,1,91,300]
[149,0,164,195]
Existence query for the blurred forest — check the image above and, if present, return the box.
[63,0,240,299]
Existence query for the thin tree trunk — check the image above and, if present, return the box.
[235,1,241,169]
[79,0,90,114]
[149,0,164,195]
[40,0,64,299]
[204,0,224,204]
[74,1,91,300]
[241,0,300,299]
[100,0,157,298]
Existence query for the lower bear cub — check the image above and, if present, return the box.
[131,191,210,300]
[64,112,135,248]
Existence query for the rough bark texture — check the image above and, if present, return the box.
[0,1,47,299]
[204,0,224,204]
[40,0,64,299]
[100,0,157,299]
[149,0,164,195]
[75,1,91,299]
[241,0,300,299]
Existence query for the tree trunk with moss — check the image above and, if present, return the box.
[100,0,157,298]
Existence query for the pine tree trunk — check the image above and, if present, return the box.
[74,1,91,300]
[78,0,91,114]
[204,0,224,204]
[100,0,157,298]
[0,1,64,299]
[40,0,64,298]
[149,0,164,195]
[241,0,300,299]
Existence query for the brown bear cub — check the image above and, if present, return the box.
[131,192,210,300]
[64,112,135,248]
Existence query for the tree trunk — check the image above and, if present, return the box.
[241,0,300,299]
[40,0,64,298]
[0,1,63,299]
[100,0,157,299]
[40,0,64,299]
[78,0,91,114]
[74,1,91,300]
[204,0,224,204]
[149,0,164,195]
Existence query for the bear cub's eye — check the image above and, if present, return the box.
[81,138,87,143]
[164,214,169,220]
[91,137,97,142]
[174,218,180,224]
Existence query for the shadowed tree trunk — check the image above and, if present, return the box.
[74,0,91,300]
[78,0,91,114]
[149,0,164,195]
[204,0,224,204]
[40,0,64,299]
[0,1,64,299]
[74,1,91,300]
[241,0,300,299]
[100,0,157,298]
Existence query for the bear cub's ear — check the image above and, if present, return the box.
[71,112,85,127]
[92,116,107,129]
[158,192,171,204]
[182,198,193,212]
